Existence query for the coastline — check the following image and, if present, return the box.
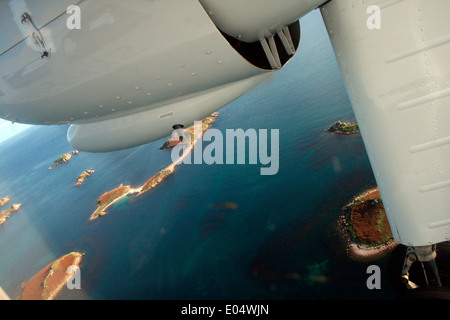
[338,187,398,262]
[19,252,84,300]
[89,112,219,221]
[347,241,398,262]
[0,204,22,227]
[327,120,360,135]
[75,169,94,187]
[0,197,10,207]
[49,150,79,169]
[89,184,134,221]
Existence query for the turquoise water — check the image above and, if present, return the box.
[0,11,396,300]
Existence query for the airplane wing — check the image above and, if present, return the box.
[0,0,321,152]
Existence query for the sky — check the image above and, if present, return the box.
[0,120,32,144]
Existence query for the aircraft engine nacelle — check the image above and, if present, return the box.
[199,0,325,43]
[199,0,326,70]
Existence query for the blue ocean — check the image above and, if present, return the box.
[0,11,396,300]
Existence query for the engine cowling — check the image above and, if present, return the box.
[198,0,327,70]
[199,0,327,43]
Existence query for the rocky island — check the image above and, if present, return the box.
[0,197,10,207]
[49,150,79,169]
[90,184,133,221]
[75,169,94,187]
[130,167,175,201]
[160,112,219,150]
[0,204,22,227]
[340,188,397,261]
[18,252,84,300]
[327,120,359,135]
[89,112,219,221]
[160,137,183,150]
